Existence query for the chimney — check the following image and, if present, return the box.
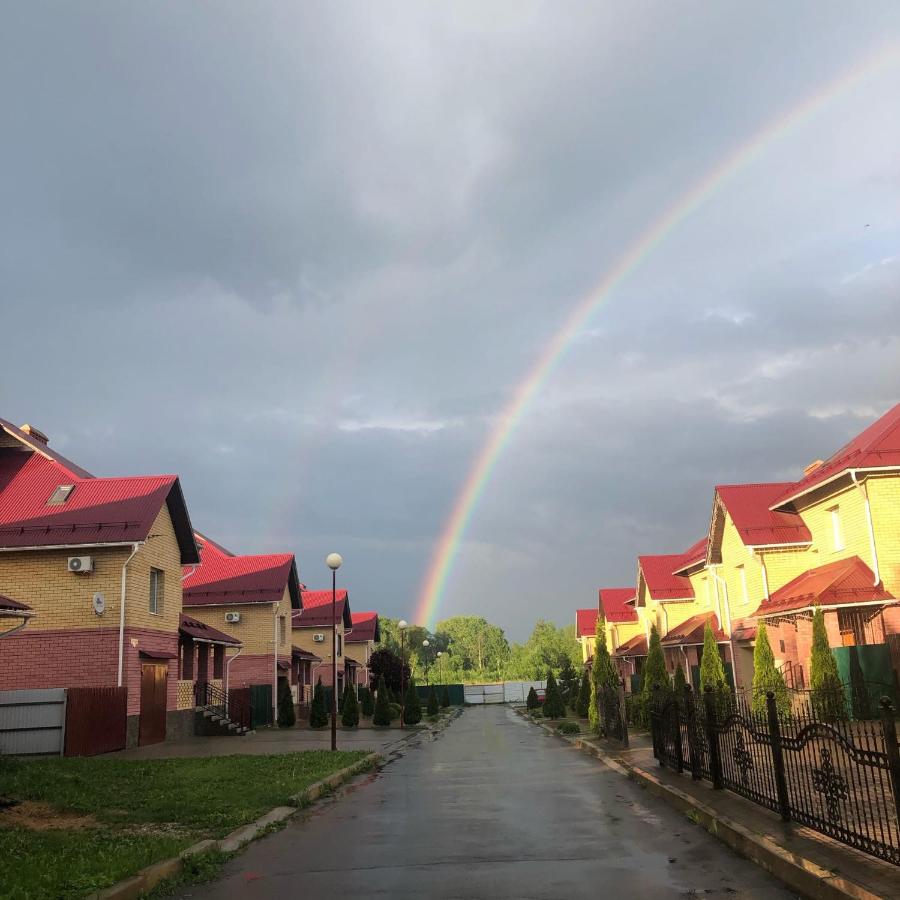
[20,424,49,445]
[803,459,824,477]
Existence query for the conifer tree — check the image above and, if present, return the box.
[360,686,374,717]
[404,676,423,725]
[341,682,360,727]
[699,621,729,694]
[576,669,590,718]
[558,658,579,708]
[543,670,566,719]
[640,625,668,712]
[810,605,845,720]
[372,675,392,727]
[673,663,687,698]
[590,616,618,731]
[526,686,539,710]
[426,684,439,716]
[751,620,789,718]
[441,685,451,708]
[277,678,296,728]
[309,677,329,728]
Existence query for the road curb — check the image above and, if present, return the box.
[515,709,887,900]
[89,751,381,900]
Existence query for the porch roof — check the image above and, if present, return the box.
[660,612,725,647]
[752,556,895,618]
[613,634,648,658]
[291,645,321,662]
[0,593,33,616]
[344,655,361,669]
[179,613,241,647]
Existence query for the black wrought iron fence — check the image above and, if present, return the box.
[650,684,900,865]
[194,680,252,732]
[599,681,629,746]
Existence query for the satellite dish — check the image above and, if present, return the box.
[93,592,105,616]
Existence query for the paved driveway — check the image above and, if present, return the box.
[180,705,796,899]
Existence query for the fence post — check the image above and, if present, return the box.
[618,679,629,749]
[880,697,900,823]
[684,684,701,780]
[673,686,684,774]
[703,686,723,789]
[766,691,791,822]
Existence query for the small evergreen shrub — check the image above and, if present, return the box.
[526,686,539,710]
[751,620,789,719]
[639,625,668,719]
[341,682,360,727]
[543,670,566,719]
[388,702,403,721]
[810,605,846,721]
[699,621,729,695]
[441,685,451,708]
[404,677,423,725]
[673,664,687,698]
[576,670,590,718]
[557,721,579,735]
[558,659,579,708]
[372,675,392,727]
[426,685,439,716]
[309,678,328,728]
[277,678,296,728]
[360,686,375,717]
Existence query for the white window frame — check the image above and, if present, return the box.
[829,506,844,552]
[149,567,163,615]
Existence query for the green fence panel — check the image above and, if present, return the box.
[415,683,464,705]
[250,684,273,728]
[833,645,897,718]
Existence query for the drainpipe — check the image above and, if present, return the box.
[273,602,280,724]
[710,565,737,688]
[753,550,770,600]
[850,470,881,585]
[117,543,142,687]
[0,613,35,639]
[224,645,242,695]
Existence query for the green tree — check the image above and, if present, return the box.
[590,616,618,732]
[558,658,579,708]
[640,625,668,714]
[673,663,687,698]
[751,620,789,718]
[309,678,328,728]
[426,684,439,716]
[277,678,296,728]
[810,605,846,720]
[340,682,359,727]
[576,669,590,718]
[441,684,451,708]
[436,615,510,680]
[699,621,729,695]
[542,670,566,719]
[404,676,423,725]
[372,675,392,727]
[360,686,374,717]
[526,685,539,710]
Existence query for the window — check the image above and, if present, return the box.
[337,633,343,656]
[737,565,748,604]
[149,568,163,614]
[279,616,286,645]
[829,506,844,551]
[47,484,75,506]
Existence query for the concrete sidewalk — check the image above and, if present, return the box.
[542,718,899,899]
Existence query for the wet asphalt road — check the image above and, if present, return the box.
[181,706,797,899]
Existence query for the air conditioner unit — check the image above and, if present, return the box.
[225,612,241,624]
[68,556,94,574]
[313,633,325,643]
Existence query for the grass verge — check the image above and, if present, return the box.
[1,750,366,899]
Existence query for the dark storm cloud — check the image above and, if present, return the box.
[2,2,900,639]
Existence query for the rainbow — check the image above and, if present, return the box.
[413,43,900,628]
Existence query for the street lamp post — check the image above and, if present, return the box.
[399,619,408,728]
[326,553,343,752]
[422,639,430,685]
[437,650,443,687]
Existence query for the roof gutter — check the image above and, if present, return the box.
[118,542,143,687]
[0,541,137,553]
[850,470,881,586]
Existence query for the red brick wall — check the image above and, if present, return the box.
[225,653,277,690]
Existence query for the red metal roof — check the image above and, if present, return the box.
[638,554,695,601]
[182,533,300,608]
[672,537,708,575]
[576,608,599,637]
[772,403,900,508]
[715,483,811,547]
[293,589,352,628]
[598,588,638,623]
[613,634,648,657]
[752,556,895,618]
[0,417,93,479]
[0,449,198,562]
[660,613,726,646]
[347,611,380,643]
[178,613,241,646]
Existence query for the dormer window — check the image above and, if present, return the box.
[47,484,75,506]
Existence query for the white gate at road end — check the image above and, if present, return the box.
[464,681,546,705]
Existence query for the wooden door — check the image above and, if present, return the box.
[139,663,168,746]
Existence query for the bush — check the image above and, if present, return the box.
[426,685,439,716]
[557,721,579,735]
[526,686,539,710]
[277,678,296,728]
[360,686,374,717]
[368,648,410,696]
[404,677,423,725]
[751,620,789,719]
[372,675,393,727]
[441,685,451,708]
[309,678,328,728]
[640,625,669,715]
[542,670,566,719]
[341,682,360,728]
[388,702,403,721]
[576,670,590,718]
[673,664,687,697]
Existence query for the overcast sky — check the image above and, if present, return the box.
[2,3,899,640]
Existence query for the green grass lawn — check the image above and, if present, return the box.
[1,750,367,900]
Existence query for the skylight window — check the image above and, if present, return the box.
[47,484,75,506]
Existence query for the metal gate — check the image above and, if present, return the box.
[65,687,127,756]
[0,688,66,756]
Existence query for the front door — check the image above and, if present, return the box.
[139,663,168,746]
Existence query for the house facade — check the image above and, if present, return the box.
[0,418,200,746]
[346,611,380,687]
[292,589,353,697]
[575,608,598,664]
